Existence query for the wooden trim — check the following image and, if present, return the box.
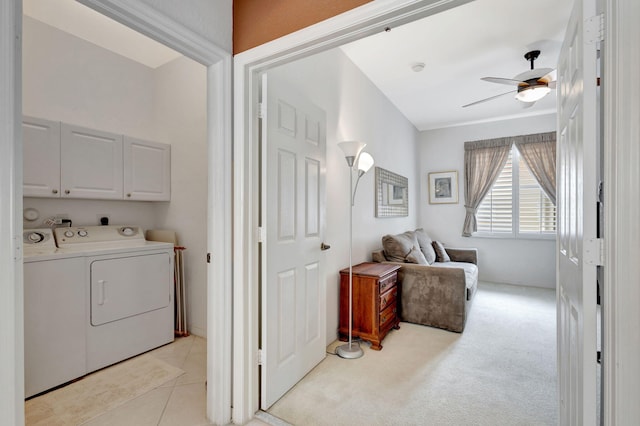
[603,0,640,423]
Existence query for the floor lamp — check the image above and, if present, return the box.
[336,141,375,359]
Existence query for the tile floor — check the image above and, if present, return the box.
[33,335,269,426]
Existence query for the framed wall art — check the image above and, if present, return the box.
[428,171,459,204]
[375,167,408,217]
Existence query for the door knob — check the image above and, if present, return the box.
[321,243,331,251]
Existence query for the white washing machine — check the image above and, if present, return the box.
[23,225,175,398]
[23,228,86,398]
[54,225,175,372]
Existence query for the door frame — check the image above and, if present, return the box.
[232,0,475,422]
[0,0,233,424]
[603,0,640,423]
[234,0,640,424]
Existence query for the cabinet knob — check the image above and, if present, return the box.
[52,189,58,194]
[126,193,131,198]
[64,189,70,195]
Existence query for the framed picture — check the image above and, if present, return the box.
[428,171,459,204]
[375,167,408,217]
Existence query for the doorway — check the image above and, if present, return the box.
[1,0,232,424]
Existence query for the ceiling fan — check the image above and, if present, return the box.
[463,50,556,108]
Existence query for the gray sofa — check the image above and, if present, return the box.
[371,229,478,333]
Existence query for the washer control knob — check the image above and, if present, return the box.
[27,232,44,243]
[78,230,88,237]
[121,227,134,236]
[64,230,74,238]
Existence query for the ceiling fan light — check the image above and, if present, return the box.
[515,85,551,103]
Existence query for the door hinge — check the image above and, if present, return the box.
[206,253,211,263]
[256,226,266,243]
[584,238,604,266]
[585,13,604,44]
[257,349,264,365]
[258,102,266,119]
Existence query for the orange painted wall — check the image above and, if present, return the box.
[233,0,372,54]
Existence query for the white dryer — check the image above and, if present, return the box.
[54,225,175,372]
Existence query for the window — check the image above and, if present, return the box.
[476,147,556,238]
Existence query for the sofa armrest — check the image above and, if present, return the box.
[445,247,478,265]
[394,262,467,332]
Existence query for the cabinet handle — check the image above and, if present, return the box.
[64,189,70,195]
[52,189,58,194]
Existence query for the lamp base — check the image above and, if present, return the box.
[336,342,364,359]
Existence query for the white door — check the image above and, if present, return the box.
[60,123,123,199]
[261,73,327,409]
[557,0,599,423]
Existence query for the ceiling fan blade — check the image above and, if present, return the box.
[521,101,536,109]
[481,77,527,86]
[539,69,557,83]
[462,90,517,108]
[513,67,555,81]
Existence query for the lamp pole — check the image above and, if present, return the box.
[336,143,373,360]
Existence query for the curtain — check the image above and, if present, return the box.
[514,131,557,205]
[462,138,513,237]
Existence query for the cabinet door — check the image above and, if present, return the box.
[61,123,123,199]
[123,136,171,201]
[22,116,61,197]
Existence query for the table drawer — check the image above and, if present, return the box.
[380,304,397,330]
[379,274,397,294]
[380,286,397,311]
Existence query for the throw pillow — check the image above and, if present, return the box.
[382,231,418,262]
[414,228,437,264]
[406,246,429,265]
[432,240,451,262]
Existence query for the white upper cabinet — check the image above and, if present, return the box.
[123,136,171,201]
[22,116,61,198]
[61,124,124,200]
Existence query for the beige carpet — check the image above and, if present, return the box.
[268,282,557,426]
[25,355,184,426]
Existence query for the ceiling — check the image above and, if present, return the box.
[340,0,574,131]
[23,0,181,69]
[24,0,573,130]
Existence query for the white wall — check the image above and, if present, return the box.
[134,0,232,52]
[154,57,208,336]
[22,17,209,335]
[418,113,557,288]
[267,48,420,344]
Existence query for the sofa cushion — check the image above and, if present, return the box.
[382,231,419,262]
[414,228,436,264]
[430,261,478,291]
[406,246,429,265]
[432,241,451,262]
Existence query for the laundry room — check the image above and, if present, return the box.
[21,0,209,344]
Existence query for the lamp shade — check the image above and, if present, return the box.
[338,141,366,166]
[356,152,374,174]
[515,85,551,103]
